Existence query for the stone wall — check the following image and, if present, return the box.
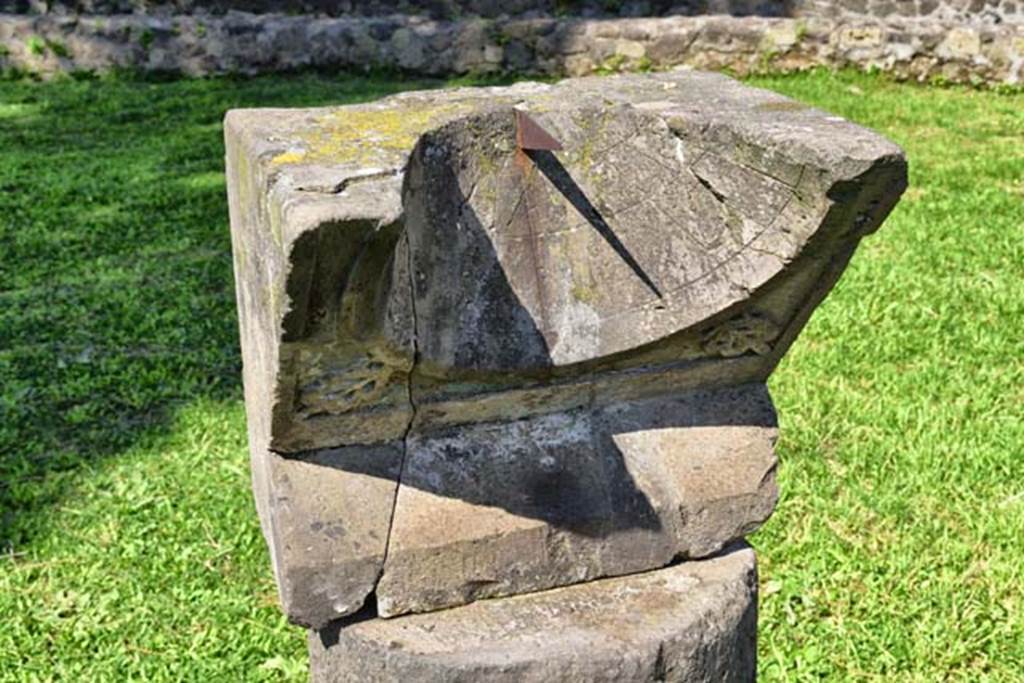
[3,9,1022,84]
[3,0,1024,22]
[797,0,1022,23]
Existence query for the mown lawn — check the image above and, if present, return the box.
[1,69,1021,681]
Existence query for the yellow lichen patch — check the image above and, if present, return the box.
[571,281,596,304]
[281,101,476,167]
[568,238,597,305]
[571,106,614,171]
[270,150,306,166]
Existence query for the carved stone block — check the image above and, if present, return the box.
[226,70,906,628]
[309,544,759,683]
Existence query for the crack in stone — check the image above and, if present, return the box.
[692,169,727,204]
[745,241,790,262]
[671,126,806,191]
[294,168,400,195]
[371,227,420,605]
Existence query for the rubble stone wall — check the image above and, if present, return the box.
[2,2,1021,84]
[4,0,1024,22]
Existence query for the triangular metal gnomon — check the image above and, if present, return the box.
[515,110,563,151]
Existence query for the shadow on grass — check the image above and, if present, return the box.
[0,70,519,550]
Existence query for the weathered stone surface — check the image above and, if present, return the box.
[226,105,412,627]
[226,70,905,626]
[376,384,777,617]
[229,70,905,453]
[259,445,403,629]
[404,104,804,372]
[310,544,758,683]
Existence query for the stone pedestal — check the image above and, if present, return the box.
[225,69,905,681]
[310,545,757,683]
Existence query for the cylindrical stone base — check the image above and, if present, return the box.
[309,544,757,682]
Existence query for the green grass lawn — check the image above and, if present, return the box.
[1,69,1021,681]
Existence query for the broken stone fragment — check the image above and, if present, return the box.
[310,544,758,683]
[259,444,403,629]
[375,384,777,617]
[226,70,906,627]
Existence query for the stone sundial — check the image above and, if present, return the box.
[226,70,906,681]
